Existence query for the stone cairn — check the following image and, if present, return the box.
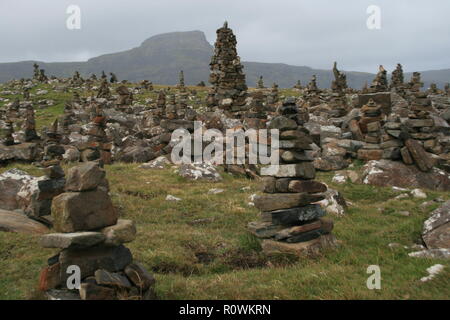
[3,120,15,146]
[39,162,156,300]
[399,93,435,172]
[97,79,111,99]
[267,83,279,106]
[110,73,118,84]
[24,104,39,142]
[354,99,385,160]
[177,70,186,92]
[305,75,321,107]
[407,72,423,92]
[23,87,30,100]
[390,63,404,91]
[257,76,265,89]
[42,120,65,166]
[209,21,247,110]
[83,105,112,164]
[369,65,388,93]
[293,80,302,90]
[243,91,268,129]
[248,98,336,256]
[116,85,133,111]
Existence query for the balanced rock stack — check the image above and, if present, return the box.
[39,162,156,300]
[248,98,337,256]
[209,21,247,109]
[399,96,435,172]
[356,99,384,161]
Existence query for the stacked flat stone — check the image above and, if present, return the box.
[248,98,337,256]
[39,162,155,300]
[209,21,247,109]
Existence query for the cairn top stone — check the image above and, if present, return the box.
[65,162,106,192]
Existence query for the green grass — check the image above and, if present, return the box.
[0,163,448,300]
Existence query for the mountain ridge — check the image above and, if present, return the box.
[0,30,448,88]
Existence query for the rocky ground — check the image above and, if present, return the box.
[0,161,448,300]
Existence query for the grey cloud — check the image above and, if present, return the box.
[0,0,449,73]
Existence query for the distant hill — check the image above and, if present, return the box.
[0,30,448,89]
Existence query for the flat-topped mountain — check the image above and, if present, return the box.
[0,30,448,88]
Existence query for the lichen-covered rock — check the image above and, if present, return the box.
[422,200,450,249]
[178,162,222,182]
[0,169,36,211]
[360,160,450,191]
[139,156,171,169]
[317,188,348,216]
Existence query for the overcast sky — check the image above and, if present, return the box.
[0,0,449,73]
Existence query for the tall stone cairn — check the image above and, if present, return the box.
[248,97,337,256]
[209,21,247,109]
[39,162,156,300]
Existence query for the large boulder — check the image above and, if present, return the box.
[0,169,35,211]
[115,145,156,163]
[0,209,49,234]
[0,143,39,162]
[360,160,450,191]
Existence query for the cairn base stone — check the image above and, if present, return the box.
[59,245,132,282]
[261,234,338,256]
